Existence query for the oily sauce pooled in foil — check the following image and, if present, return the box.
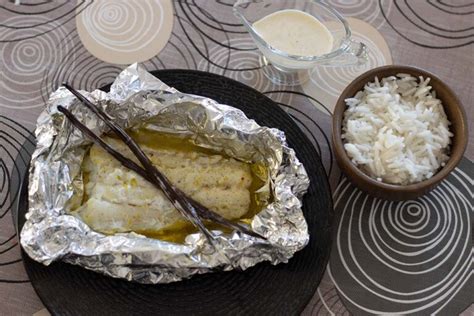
[72,129,270,243]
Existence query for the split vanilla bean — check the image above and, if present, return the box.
[58,86,263,240]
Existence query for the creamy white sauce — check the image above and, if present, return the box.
[253,9,334,57]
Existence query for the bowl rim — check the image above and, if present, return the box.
[332,64,468,192]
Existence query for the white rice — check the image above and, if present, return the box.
[342,74,452,185]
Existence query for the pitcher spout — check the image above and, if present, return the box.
[232,0,369,86]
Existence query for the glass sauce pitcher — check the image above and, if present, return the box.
[233,0,369,86]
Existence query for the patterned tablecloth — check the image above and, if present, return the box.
[0,1,472,315]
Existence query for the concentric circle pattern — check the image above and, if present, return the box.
[0,116,35,290]
[0,1,89,42]
[0,16,75,110]
[380,0,474,48]
[0,0,473,314]
[178,0,247,35]
[175,0,254,51]
[328,0,392,29]
[76,0,173,64]
[302,18,392,113]
[40,29,122,98]
[329,160,473,314]
[197,37,278,92]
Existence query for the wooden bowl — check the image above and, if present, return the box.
[332,65,468,200]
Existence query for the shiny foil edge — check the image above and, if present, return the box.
[20,63,310,283]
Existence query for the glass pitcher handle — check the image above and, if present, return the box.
[319,40,369,67]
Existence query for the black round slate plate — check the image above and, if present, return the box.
[17,70,333,316]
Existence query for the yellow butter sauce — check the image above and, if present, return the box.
[82,129,271,243]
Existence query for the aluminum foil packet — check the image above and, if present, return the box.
[21,64,310,284]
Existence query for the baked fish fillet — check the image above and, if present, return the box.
[75,137,252,235]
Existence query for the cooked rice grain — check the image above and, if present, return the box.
[342,74,452,185]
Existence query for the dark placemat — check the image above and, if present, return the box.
[328,157,473,315]
[17,70,333,316]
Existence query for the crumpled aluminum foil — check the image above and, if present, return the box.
[20,64,310,284]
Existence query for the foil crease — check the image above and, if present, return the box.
[20,64,310,284]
